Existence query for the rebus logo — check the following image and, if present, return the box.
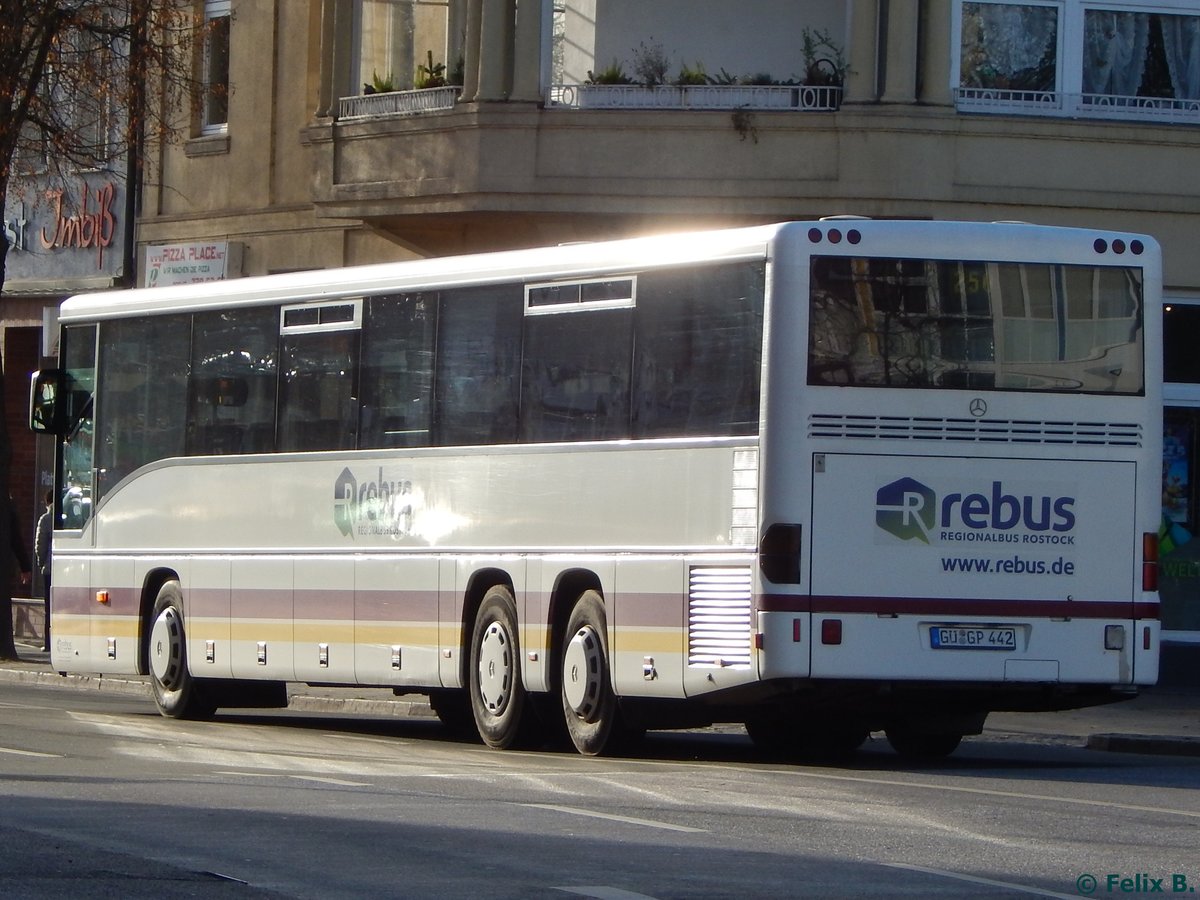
[334,467,357,537]
[876,477,936,545]
[875,476,1077,545]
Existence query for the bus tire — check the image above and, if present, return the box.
[468,585,534,749]
[560,591,629,756]
[429,690,479,741]
[745,717,868,760]
[885,728,963,760]
[147,581,216,720]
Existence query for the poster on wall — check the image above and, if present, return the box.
[142,241,244,287]
[1163,420,1192,528]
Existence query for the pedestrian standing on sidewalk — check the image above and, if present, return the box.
[35,491,52,652]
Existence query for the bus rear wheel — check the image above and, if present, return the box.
[147,581,216,720]
[468,585,534,749]
[885,728,963,760]
[745,717,868,760]
[560,591,635,756]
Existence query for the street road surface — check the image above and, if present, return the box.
[1,681,1198,898]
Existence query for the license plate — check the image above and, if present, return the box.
[930,626,1017,650]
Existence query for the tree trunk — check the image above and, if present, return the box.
[0,172,13,655]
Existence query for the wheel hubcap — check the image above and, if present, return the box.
[563,625,602,721]
[477,622,512,714]
[149,607,183,690]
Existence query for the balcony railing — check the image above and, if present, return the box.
[955,88,1200,125]
[546,83,842,112]
[338,86,460,121]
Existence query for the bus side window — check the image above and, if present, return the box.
[95,315,190,501]
[277,330,359,452]
[58,324,97,529]
[188,307,279,456]
[520,307,633,443]
[359,293,436,449]
[633,262,765,438]
[434,286,522,446]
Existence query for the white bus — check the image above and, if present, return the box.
[30,220,1162,759]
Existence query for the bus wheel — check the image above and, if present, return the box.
[469,585,533,749]
[560,590,627,756]
[885,728,963,760]
[428,690,479,741]
[147,581,216,720]
[745,717,868,760]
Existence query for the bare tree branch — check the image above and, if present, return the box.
[0,0,209,656]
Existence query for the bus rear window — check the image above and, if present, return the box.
[808,256,1144,395]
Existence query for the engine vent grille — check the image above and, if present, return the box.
[688,566,752,669]
[808,414,1142,447]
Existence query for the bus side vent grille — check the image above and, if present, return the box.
[688,566,753,669]
[808,415,1142,447]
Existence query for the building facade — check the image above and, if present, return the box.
[14,0,1200,671]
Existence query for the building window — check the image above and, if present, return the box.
[1164,301,1200,386]
[354,0,416,92]
[202,0,231,133]
[954,1,1200,124]
[960,3,1059,96]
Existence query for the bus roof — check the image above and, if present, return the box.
[58,222,788,322]
[57,219,1159,322]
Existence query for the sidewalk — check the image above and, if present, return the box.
[2,638,1198,757]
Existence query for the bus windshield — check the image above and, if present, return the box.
[808,256,1144,394]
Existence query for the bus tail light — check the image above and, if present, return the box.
[759,524,802,584]
[1142,532,1158,592]
[821,619,842,645]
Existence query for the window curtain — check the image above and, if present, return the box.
[1083,11,1149,96]
[357,1,416,91]
[962,4,1057,89]
[1161,14,1200,100]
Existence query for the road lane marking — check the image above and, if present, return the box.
[884,862,1081,899]
[554,888,663,899]
[290,775,371,787]
[787,770,1200,821]
[0,745,64,758]
[524,803,705,833]
[212,771,370,787]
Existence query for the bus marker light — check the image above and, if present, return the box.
[106,638,117,660]
[1142,532,1159,592]
[1144,627,1152,651]
[821,619,842,645]
[96,590,110,605]
[391,646,402,669]
[793,619,802,642]
[257,641,268,665]
[1104,625,1125,651]
[753,633,764,650]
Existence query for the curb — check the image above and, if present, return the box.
[0,664,151,697]
[0,657,436,718]
[1086,733,1200,757]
